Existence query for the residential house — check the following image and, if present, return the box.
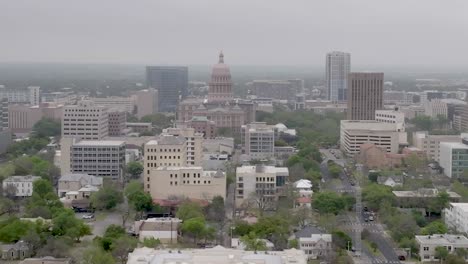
[294,226,332,260]
[2,175,41,197]
[58,173,103,201]
[415,234,468,262]
[1,241,31,260]
[377,175,403,187]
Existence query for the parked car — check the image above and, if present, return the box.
[369,215,374,221]
[82,214,94,219]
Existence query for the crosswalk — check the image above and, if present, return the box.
[355,260,400,264]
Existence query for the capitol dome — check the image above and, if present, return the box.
[208,51,233,102]
[211,51,231,80]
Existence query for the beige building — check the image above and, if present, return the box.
[8,104,43,134]
[340,120,401,156]
[144,136,187,171]
[62,100,109,140]
[127,246,307,264]
[136,88,158,119]
[162,127,203,166]
[424,99,448,119]
[145,166,226,201]
[235,165,289,210]
[108,109,126,136]
[412,131,464,162]
[375,108,405,132]
[347,72,384,120]
[89,96,135,113]
[416,234,468,262]
[241,122,275,160]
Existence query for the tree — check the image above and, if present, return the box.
[368,171,381,183]
[0,218,35,243]
[411,115,433,131]
[328,164,342,178]
[332,230,352,250]
[126,162,143,179]
[81,247,115,264]
[362,184,395,210]
[240,231,268,251]
[421,221,448,235]
[33,178,55,198]
[289,239,299,249]
[206,196,225,222]
[292,206,312,229]
[181,217,206,243]
[91,187,123,210]
[435,246,449,263]
[176,201,204,221]
[0,198,17,215]
[52,209,91,241]
[33,118,61,138]
[312,191,346,215]
[111,236,138,264]
[428,191,450,214]
[37,237,73,258]
[142,237,161,248]
[405,153,426,174]
[370,242,378,252]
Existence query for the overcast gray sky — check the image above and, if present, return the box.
[0,0,467,66]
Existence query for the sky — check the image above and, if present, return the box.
[0,0,467,67]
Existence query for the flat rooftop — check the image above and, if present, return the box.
[341,120,397,131]
[236,165,289,175]
[73,140,125,146]
[415,234,468,245]
[449,203,468,212]
[146,136,185,146]
[440,142,468,149]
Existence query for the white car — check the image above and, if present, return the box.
[82,214,94,219]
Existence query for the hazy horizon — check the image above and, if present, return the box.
[1,0,468,67]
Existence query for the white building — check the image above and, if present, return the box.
[241,122,275,160]
[444,203,468,234]
[424,99,448,119]
[89,96,136,113]
[28,86,41,106]
[326,51,351,102]
[127,246,307,264]
[439,142,468,179]
[412,131,464,162]
[133,217,182,244]
[415,234,468,262]
[294,179,313,198]
[2,175,41,197]
[340,120,401,156]
[70,140,126,180]
[61,100,109,140]
[294,226,332,260]
[375,109,405,132]
[235,165,289,209]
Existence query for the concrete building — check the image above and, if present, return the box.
[133,217,182,244]
[424,99,448,119]
[135,89,158,119]
[347,72,384,120]
[375,109,405,132]
[145,66,188,112]
[19,257,71,264]
[444,203,468,234]
[28,86,40,106]
[241,122,275,160]
[235,165,289,209]
[294,226,332,260]
[162,127,203,166]
[107,109,126,136]
[127,246,307,264]
[62,100,108,140]
[326,51,350,102]
[393,188,461,209]
[70,140,126,180]
[176,116,217,139]
[2,175,41,197]
[8,104,43,134]
[413,131,463,162]
[340,120,401,156]
[126,122,153,133]
[0,98,8,129]
[0,86,40,104]
[251,79,304,101]
[415,234,468,262]
[383,90,414,105]
[89,96,135,113]
[439,141,468,178]
[145,166,226,201]
[144,136,187,170]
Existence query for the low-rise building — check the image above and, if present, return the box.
[57,173,103,199]
[356,143,404,169]
[177,116,217,139]
[145,166,226,201]
[439,141,468,179]
[1,241,31,261]
[2,175,41,197]
[133,217,182,244]
[235,165,289,209]
[241,122,275,160]
[415,234,468,262]
[393,188,461,209]
[444,203,468,234]
[126,122,153,133]
[412,131,463,162]
[127,246,307,264]
[377,175,403,187]
[294,226,332,260]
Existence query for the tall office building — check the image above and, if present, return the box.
[347,72,384,120]
[61,100,109,140]
[145,66,188,112]
[326,51,350,102]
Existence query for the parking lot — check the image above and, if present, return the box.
[75,212,125,239]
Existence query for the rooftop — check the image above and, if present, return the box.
[341,120,398,131]
[448,203,468,212]
[236,165,289,176]
[392,188,461,198]
[440,142,468,149]
[59,173,103,186]
[146,135,186,146]
[73,140,125,146]
[415,234,468,245]
[3,175,41,182]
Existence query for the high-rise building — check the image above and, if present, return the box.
[28,86,41,106]
[145,66,188,112]
[107,109,126,136]
[70,140,126,180]
[0,98,8,129]
[326,51,350,102]
[208,52,233,102]
[61,100,109,140]
[347,72,384,120]
[135,89,158,119]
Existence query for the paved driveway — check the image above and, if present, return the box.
[76,212,126,240]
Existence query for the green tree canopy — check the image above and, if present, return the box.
[176,201,204,221]
[126,162,143,179]
[312,191,346,215]
[362,183,395,209]
[240,231,267,251]
[421,221,448,235]
[91,187,123,210]
[33,118,61,138]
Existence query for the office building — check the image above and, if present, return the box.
[126,122,153,133]
[235,165,289,209]
[241,122,275,160]
[89,96,135,113]
[251,79,304,101]
[347,72,384,120]
[107,109,126,136]
[375,109,405,132]
[177,116,217,139]
[127,247,307,264]
[439,141,468,178]
[412,131,463,162]
[383,90,414,105]
[0,98,8,129]
[70,140,126,180]
[144,166,226,201]
[145,66,188,112]
[444,203,468,234]
[0,86,40,104]
[326,51,350,101]
[8,104,43,134]
[28,86,40,106]
[415,234,468,262]
[135,89,158,119]
[144,135,187,170]
[393,188,461,209]
[161,127,203,166]
[340,120,400,156]
[2,175,41,197]
[424,99,448,119]
[62,100,109,140]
